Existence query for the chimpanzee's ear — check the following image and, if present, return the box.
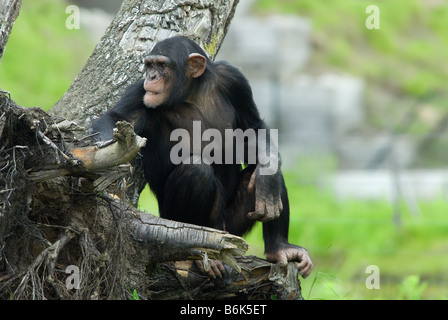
[188,53,207,78]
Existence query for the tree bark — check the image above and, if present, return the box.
[0,0,21,63]
[0,0,305,300]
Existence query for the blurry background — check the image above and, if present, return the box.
[1,0,447,299]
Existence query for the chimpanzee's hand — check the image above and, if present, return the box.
[266,243,313,279]
[247,166,283,222]
[195,259,226,279]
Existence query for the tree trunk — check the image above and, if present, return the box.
[0,0,21,63]
[0,0,304,300]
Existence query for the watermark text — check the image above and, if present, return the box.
[170,121,279,175]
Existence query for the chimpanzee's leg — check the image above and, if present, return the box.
[225,165,289,241]
[160,155,229,277]
[160,155,225,229]
[224,165,257,236]
[261,174,291,253]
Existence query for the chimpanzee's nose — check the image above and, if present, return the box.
[149,71,157,80]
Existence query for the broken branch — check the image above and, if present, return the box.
[71,121,147,171]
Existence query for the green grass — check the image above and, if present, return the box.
[285,172,448,299]
[0,0,94,110]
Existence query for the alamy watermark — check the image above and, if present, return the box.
[365,265,380,289]
[169,121,279,176]
[66,4,380,30]
[366,4,380,30]
[65,5,80,30]
[65,265,80,290]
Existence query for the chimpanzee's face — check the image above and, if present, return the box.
[142,39,207,109]
[143,55,174,108]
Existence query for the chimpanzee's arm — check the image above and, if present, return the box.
[217,62,284,222]
[217,64,313,277]
[91,79,147,141]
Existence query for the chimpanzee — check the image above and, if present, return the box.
[91,36,312,278]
